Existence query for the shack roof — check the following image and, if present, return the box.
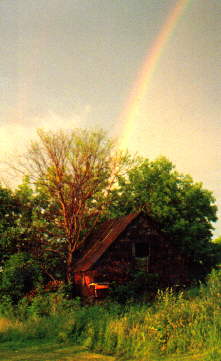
[73,212,140,272]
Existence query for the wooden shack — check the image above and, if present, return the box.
[73,212,188,298]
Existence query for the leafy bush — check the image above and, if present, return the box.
[109,271,159,303]
[26,292,81,319]
[0,292,82,344]
[0,253,42,303]
[0,296,14,318]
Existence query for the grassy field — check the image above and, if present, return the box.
[0,270,221,361]
[0,342,212,361]
[0,343,116,361]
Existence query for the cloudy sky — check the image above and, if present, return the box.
[0,0,220,236]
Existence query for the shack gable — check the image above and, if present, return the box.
[91,213,164,283]
[73,212,139,272]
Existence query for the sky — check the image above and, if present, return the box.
[0,0,220,236]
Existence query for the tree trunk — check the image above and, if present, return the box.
[66,250,73,284]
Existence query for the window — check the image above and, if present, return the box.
[135,242,148,258]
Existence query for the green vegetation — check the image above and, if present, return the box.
[0,253,42,303]
[0,127,220,359]
[0,128,218,293]
[108,156,218,280]
[16,128,133,283]
[0,269,221,360]
[0,343,115,361]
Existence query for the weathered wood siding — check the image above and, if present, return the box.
[74,213,189,297]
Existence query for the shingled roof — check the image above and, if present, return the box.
[73,212,140,272]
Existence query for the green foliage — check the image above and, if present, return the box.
[0,253,42,303]
[205,348,221,361]
[26,292,81,319]
[14,177,66,279]
[14,128,134,282]
[0,269,221,359]
[1,133,219,295]
[213,235,221,244]
[109,271,159,303]
[78,269,221,358]
[0,185,21,265]
[0,296,14,319]
[109,156,218,280]
[0,177,67,285]
[212,236,221,265]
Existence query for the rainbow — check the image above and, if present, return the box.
[118,0,191,150]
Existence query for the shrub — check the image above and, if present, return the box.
[27,292,81,319]
[0,253,43,303]
[0,295,14,318]
[109,271,159,303]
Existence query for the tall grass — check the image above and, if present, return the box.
[0,269,221,360]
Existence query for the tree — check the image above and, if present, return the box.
[13,177,65,281]
[16,128,132,282]
[0,176,66,284]
[108,156,218,280]
[0,185,21,266]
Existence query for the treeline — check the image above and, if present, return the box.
[0,128,219,303]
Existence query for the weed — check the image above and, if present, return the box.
[0,269,221,360]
